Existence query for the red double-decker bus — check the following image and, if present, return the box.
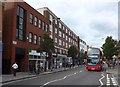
[86,47,102,71]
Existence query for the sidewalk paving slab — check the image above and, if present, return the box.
[1,67,72,84]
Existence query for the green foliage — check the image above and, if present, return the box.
[118,40,120,54]
[102,36,117,60]
[38,33,54,56]
[80,49,86,59]
[68,45,78,59]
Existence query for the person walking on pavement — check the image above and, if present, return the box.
[37,63,40,75]
[103,60,108,72]
[12,62,18,76]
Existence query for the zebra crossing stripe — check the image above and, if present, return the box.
[111,78,118,86]
[107,74,111,85]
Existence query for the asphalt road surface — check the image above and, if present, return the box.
[2,66,119,87]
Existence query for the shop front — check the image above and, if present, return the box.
[28,50,46,73]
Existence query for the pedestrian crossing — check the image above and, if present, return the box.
[106,74,118,86]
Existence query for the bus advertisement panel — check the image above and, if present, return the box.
[86,47,102,71]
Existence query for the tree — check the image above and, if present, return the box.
[80,49,86,59]
[37,33,54,71]
[68,45,78,65]
[102,36,117,60]
[38,33,54,55]
[117,40,120,53]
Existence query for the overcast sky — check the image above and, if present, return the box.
[24,0,118,48]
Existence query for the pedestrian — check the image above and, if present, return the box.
[112,58,116,69]
[102,60,108,72]
[12,62,18,76]
[60,62,62,68]
[37,62,40,75]
[40,62,43,72]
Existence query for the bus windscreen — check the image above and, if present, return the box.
[87,54,99,65]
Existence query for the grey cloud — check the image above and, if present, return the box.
[87,2,117,14]
[90,21,115,34]
[24,0,118,48]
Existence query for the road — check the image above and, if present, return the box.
[2,66,119,87]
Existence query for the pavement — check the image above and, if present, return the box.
[106,65,119,77]
[1,66,77,84]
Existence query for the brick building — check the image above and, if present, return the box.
[2,2,87,74]
[0,2,4,74]
[2,2,50,74]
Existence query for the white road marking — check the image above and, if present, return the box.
[74,72,77,74]
[98,72,119,87]
[106,74,119,86]
[111,77,118,86]
[41,70,83,87]
[99,72,105,86]
[80,71,82,73]
[107,83,110,85]
[107,74,109,79]
[106,74,111,85]
[107,81,110,84]
[112,74,119,87]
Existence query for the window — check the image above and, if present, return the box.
[63,50,65,54]
[63,41,65,46]
[38,19,41,28]
[34,17,37,26]
[55,37,57,43]
[66,35,68,40]
[55,48,57,53]
[63,26,65,31]
[59,23,61,28]
[60,49,62,54]
[50,15,52,21]
[66,43,68,48]
[16,6,26,41]
[19,18,23,29]
[45,24,48,32]
[29,33,32,43]
[55,19,57,24]
[71,39,73,43]
[50,34,53,39]
[34,35,37,44]
[69,44,71,48]
[38,36,41,45]
[19,29,23,40]
[55,28,57,34]
[69,38,70,42]
[66,29,67,33]
[63,33,65,38]
[59,39,62,46]
[59,31,62,37]
[50,25,52,32]
[69,31,70,36]
[42,22,44,30]
[29,14,33,24]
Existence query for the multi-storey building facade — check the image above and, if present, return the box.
[2,1,87,74]
[2,2,50,74]
[37,7,79,67]
[0,2,4,74]
[0,2,3,44]
[79,39,87,53]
